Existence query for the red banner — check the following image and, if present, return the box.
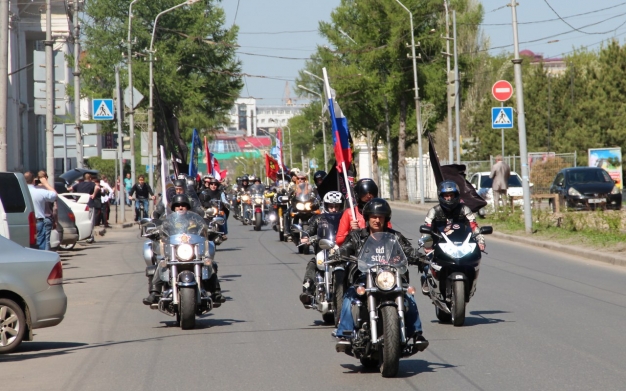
[265,153,280,181]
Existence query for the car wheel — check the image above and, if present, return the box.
[0,298,26,354]
[59,242,76,251]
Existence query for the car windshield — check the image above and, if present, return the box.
[161,212,207,237]
[567,169,612,184]
[357,232,408,273]
[479,175,522,188]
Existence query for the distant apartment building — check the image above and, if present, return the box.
[226,97,305,137]
[520,49,567,76]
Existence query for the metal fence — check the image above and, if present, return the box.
[405,156,438,201]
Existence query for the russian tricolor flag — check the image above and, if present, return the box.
[322,68,352,173]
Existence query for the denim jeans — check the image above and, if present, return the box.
[135,199,149,221]
[36,218,53,250]
[336,287,422,338]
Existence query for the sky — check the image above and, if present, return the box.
[220,1,626,104]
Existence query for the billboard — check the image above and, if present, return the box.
[588,147,622,190]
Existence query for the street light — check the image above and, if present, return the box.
[127,0,143,189]
[297,84,328,172]
[393,0,425,204]
[147,0,200,194]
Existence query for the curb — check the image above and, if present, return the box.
[388,200,626,268]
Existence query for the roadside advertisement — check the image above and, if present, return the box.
[588,147,622,190]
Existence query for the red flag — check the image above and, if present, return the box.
[204,136,213,176]
[213,155,221,177]
[220,169,228,181]
[265,153,279,181]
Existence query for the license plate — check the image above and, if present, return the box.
[588,198,604,204]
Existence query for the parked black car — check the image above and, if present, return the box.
[55,168,99,193]
[549,167,622,211]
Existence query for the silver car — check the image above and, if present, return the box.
[0,236,67,353]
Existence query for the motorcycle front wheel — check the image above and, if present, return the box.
[179,287,196,330]
[380,306,400,378]
[332,274,344,327]
[254,212,262,231]
[451,280,466,327]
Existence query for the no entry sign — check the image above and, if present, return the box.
[492,80,513,102]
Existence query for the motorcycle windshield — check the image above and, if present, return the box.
[316,212,342,242]
[161,212,208,238]
[250,184,265,195]
[357,232,408,273]
[433,221,478,260]
[294,183,314,202]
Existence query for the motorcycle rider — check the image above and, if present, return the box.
[240,175,251,192]
[313,170,327,187]
[335,178,391,245]
[334,198,428,351]
[298,191,345,305]
[153,179,203,219]
[198,175,229,240]
[143,194,226,306]
[420,180,486,293]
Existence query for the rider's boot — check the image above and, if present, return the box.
[299,279,315,306]
[206,274,226,307]
[143,280,163,305]
[420,274,430,295]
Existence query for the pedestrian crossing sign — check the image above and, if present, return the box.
[92,99,114,120]
[492,107,513,129]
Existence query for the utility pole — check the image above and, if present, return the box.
[127,0,141,188]
[0,0,8,171]
[384,96,393,200]
[453,11,461,164]
[45,0,55,181]
[73,0,84,168]
[510,0,532,233]
[444,1,454,163]
[116,66,125,223]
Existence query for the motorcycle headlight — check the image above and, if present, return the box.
[611,185,620,195]
[439,242,476,258]
[207,207,218,216]
[568,187,582,196]
[241,195,250,201]
[255,197,263,204]
[176,244,195,261]
[375,271,396,291]
[296,202,305,211]
[305,202,312,211]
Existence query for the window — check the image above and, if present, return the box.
[0,174,26,213]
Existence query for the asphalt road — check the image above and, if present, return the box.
[3,207,626,391]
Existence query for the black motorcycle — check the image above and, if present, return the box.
[288,183,319,254]
[419,222,492,326]
[332,232,424,378]
[203,199,227,245]
[273,188,291,242]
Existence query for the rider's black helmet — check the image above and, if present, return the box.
[354,178,379,199]
[362,198,392,225]
[173,179,186,188]
[242,175,249,182]
[313,170,327,184]
[171,194,191,211]
[438,180,461,211]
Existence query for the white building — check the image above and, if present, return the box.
[4,0,74,173]
[226,97,306,136]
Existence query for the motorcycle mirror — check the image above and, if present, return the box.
[291,224,304,233]
[212,217,225,226]
[140,217,153,226]
[418,236,433,249]
[419,225,433,235]
[479,226,493,235]
[319,238,335,250]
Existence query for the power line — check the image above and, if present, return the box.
[543,0,626,34]
[236,51,310,60]
[239,29,318,35]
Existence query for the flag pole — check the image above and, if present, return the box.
[160,145,169,214]
[342,161,356,220]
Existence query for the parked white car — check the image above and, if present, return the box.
[59,193,94,244]
[469,171,528,215]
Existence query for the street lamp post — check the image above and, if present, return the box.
[147,0,199,203]
[297,84,328,172]
[393,0,425,204]
[127,0,142,189]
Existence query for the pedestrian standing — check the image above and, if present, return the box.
[25,171,57,250]
[71,173,99,242]
[490,155,511,210]
[99,175,113,228]
[124,173,133,206]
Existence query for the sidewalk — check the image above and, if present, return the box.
[106,202,145,229]
[388,200,626,268]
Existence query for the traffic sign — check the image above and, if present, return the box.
[492,80,513,102]
[492,107,514,129]
[92,99,114,120]
[124,86,144,109]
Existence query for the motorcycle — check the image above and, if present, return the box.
[203,200,227,245]
[249,183,267,231]
[289,183,319,254]
[144,213,217,330]
[273,189,291,242]
[239,191,252,225]
[419,223,492,326]
[330,232,423,378]
[292,212,344,326]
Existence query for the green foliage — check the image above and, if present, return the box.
[81,0,243,168]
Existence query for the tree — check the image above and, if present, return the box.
[81,0,243,170]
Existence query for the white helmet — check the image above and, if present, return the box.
[323,191,344,211]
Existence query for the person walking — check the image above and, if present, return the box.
[490,155,511,210]
[99,175,113,228]
[25,171,57,250]
[124,173,132,206]
[70,172,99,242]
